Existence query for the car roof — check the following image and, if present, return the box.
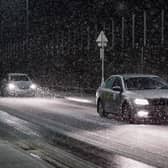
[109,74,159,79]
[8,73,28,76]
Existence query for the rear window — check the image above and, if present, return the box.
[10,75,29,81]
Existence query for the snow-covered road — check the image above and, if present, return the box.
[0,97,166,167]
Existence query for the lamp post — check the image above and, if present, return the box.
[26,0,29,56]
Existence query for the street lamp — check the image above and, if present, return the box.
[26,0,29,56]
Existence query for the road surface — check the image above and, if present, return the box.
[0,97,167,168]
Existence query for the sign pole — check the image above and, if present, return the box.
[96,31,108,86]
[101,47,105,84]
[141,46,144,73]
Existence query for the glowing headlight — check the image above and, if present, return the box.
[134,98,149,105]
[8,83,16,90]
[30,84,37,90]
[137,110,149,118]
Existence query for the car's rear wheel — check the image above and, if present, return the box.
[0,89,4,97]
[122,102,135,123]
[1,89,7,97]
[97,100,108,118]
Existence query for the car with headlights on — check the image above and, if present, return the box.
[96,74,168,123]
[0,73,37,97]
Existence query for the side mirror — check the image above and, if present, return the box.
[112,86,122,92]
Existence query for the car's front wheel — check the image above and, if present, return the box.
[97,100,108,118]
[1,88,8,97]
[122,102,135,123]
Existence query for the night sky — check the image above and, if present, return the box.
[1,0,168,41]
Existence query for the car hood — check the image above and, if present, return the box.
[126,89,168,99]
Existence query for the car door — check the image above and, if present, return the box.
[110,77,123,114]
[101,77,115,112]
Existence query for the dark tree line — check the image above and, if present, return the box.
[0,0,168,90]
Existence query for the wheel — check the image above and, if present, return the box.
[97,100,108,118]
[1,89,6,97]
[30,92,36,97]
[122,102,135,123]
[1,88,11,97]
[0,89,3,97]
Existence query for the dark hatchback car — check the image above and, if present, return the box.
[96,74,168,123]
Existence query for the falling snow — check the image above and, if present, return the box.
[0,0,168,90]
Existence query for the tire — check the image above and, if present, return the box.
[30,92,36,97]
[0,89,4,97]
[97,100,108,118]
[1,89,6,97]
[122,102,135,123]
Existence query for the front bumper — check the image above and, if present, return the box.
[7,89,35,97]
[134,105,168,121]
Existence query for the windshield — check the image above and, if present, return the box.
[124,77,168,90]
[10,75,30,81]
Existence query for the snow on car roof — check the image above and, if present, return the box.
[122,74,158,78]
[8,73,28,76]
[110,74,159,79]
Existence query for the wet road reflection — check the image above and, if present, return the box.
[0,97,166,167]
[111,155,155,168]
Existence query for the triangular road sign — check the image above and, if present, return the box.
[96,31,108,44]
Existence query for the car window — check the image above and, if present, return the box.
[112,77,122,88]
[124,77,168,90]
[10,75,30,81]
[104,77,115,89]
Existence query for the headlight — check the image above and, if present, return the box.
[30,84,37,90]
[134,98,149,105]
[8,83,16,90]
[137,110,149,118]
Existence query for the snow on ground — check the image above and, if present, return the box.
[0,97,167,167]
